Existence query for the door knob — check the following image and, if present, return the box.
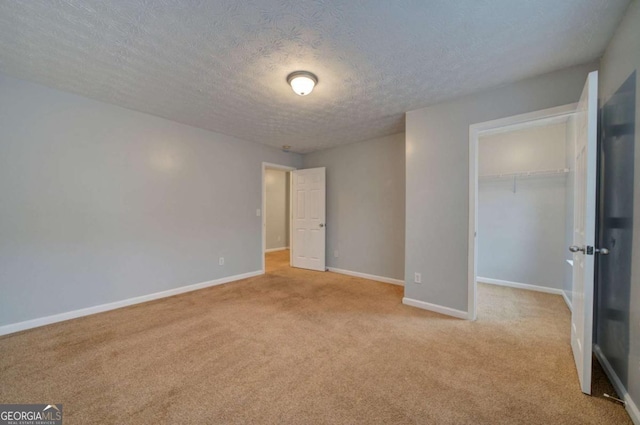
[569,245,609,255]
[319,223,325,228]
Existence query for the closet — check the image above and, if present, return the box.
[476,117,574,298]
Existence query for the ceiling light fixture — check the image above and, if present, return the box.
[287,71,318,96]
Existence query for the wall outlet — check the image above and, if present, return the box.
[334,250,339,258]
[277,235,281,242]
[219,257,225,266]
[256,209,261,217]
[414,272,422,284]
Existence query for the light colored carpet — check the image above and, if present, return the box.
[0,250,630,424]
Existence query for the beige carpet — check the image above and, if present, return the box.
[0,250,630,424]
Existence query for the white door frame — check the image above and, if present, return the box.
[467,103,577,320]
[262,162,297,274]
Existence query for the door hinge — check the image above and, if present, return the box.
[586,246,594,255]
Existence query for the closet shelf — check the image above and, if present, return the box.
[479,168,569,180]
[479,168,569,193]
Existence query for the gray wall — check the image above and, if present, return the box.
[598,0,640,414]
[478,123,568,289]
[563,116,576,303]
[303,133,405,280]
[265,169,289,250]
[0,73,301,326]
[405,61,598,311]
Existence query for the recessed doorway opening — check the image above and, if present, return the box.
[468,103,578,321]
[262,162,296,274]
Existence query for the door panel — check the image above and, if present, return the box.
[295,228,306,257]
[292,168,326,271]
[310,190,320,219]
[296,191,306,219]
[570,70,598,395]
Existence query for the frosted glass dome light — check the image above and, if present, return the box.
[287,71,318,96]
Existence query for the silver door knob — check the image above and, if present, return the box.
[596,248,609,255]
[569,245,584,253]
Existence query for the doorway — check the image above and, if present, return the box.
[262,163,327,274]
[262,163,296,273]
[468,104,577,320]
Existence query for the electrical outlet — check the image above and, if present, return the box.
[414,272,422,284]
[219,257,225,266]
[256,209,261,217]
[277,235,281,242]
[334,250,339,258]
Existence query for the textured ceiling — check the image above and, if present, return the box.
[0,0,629,153]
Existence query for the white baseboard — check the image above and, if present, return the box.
[328,267,404,286]
[265,247,289,253]
[402,297,468,319]
[477,277,564,295]
[562,290,573,312]
[0,270,263,337]
[594,345,640,425]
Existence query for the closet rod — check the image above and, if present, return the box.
[478,168,569,180]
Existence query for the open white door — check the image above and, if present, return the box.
[291,167,326,271]
[569,70,598,395]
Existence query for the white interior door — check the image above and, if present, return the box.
[291,167,326,271]
[570,70,598,395]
